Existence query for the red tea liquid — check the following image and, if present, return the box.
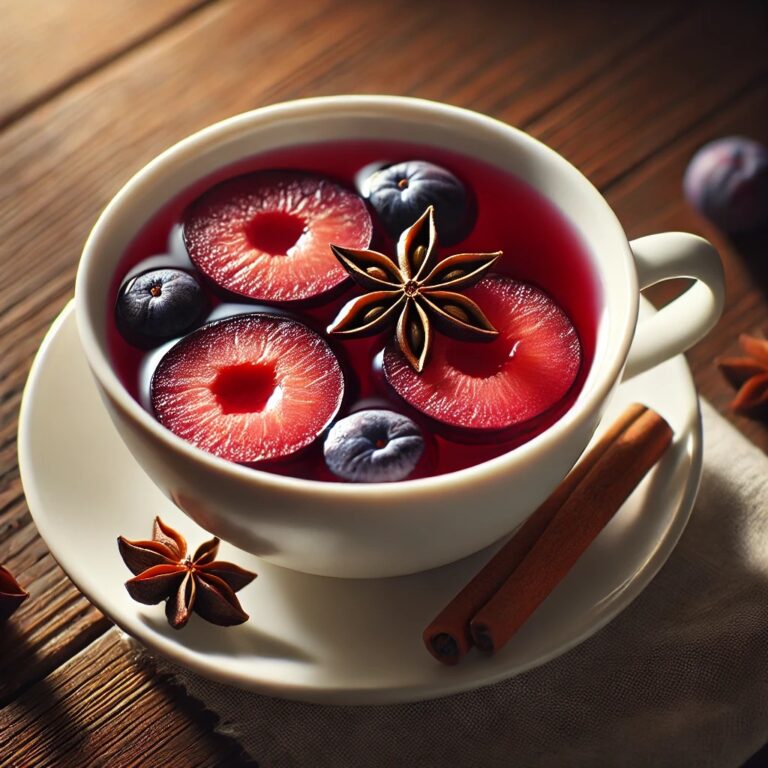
[108,140,600,480]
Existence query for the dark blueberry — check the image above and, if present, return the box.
[115,268,208,347]
[323,410,424,482]
[366,160,471,245]
[684,136,768,232]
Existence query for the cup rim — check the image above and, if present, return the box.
[75,94,637,499]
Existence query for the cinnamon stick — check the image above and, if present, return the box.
[470,408,672,654]
[423,403,649,665]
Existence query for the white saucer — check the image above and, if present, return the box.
[18,302,702,705]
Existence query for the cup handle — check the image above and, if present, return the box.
[623,232,725,380]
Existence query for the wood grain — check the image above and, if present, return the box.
[527,0,768,189]
[0,630,252,767]
[0,0,212,129]
[0,0,766,764]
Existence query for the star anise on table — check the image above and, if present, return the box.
[717,334,768,417]
[327,206,502,372]
[117,517,257,629]
[0,565,29,622]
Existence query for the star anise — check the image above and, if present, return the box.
[117,517,256,629]
[717,333,768,418]
[0,565,29,622]
[328,206,501,372]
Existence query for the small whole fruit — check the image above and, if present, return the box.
[323,410,424,482]
[151,313,345,463]
[683,136,768,232]
[366,160,471,245]
[115,268,208,347]
[183,171,373,302]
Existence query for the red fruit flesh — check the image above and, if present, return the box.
[183,172,373,302]
[383,275,582,434]
[151,314,345,463]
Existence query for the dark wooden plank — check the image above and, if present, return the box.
[0,630,253,768]
[297,0,687,120]
[0,0,213,129]
[525,0,768,190]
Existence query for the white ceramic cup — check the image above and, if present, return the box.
[75,96,724,578]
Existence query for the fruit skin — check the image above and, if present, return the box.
[115,268,208,348]
[684,136,768,232]
[366,161,471,245]
[150,313,345,464]
[382,275,582,440]
[182,171,373,303]
[323,410,424,482]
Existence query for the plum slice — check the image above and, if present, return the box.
[383,275,582,436]
[183,171,373,302]
[151,314,345,463]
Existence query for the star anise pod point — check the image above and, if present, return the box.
[118,516,257,629]
[328,206,501,372]
[717,333,768,418]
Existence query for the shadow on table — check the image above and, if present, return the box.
[0,621,44,707]
[0,622,82,765]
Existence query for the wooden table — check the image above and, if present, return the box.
[1,1,766,765]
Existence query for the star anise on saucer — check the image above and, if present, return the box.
[0,565,29,622]
[717,333,768,417]
[117,517,256,629]
[327,206,501,372]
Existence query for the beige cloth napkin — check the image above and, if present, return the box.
[134,401,768,767]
